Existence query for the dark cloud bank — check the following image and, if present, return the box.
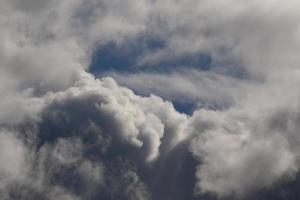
[2,0,300,200]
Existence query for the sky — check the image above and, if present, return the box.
[1,0,300,200]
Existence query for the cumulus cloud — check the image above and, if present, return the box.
[39,74,188,161]
[0,72,190,199]
[187,73,300,197]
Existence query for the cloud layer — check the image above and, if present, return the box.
[2,0,300,200]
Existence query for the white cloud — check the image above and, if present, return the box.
[188,73,300,197]
[42,74,188,162]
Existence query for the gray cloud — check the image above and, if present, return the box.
[0,73,190,200]
[188,77,300,197]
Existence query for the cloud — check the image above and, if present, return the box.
[0,130,29,185]
[188,75,300,197]
[38,74,188,162]
[109,68,255,110]
[0,72,190,199]
[1,67,299,199]
[141,0,300,77]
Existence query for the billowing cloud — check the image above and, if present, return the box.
[0,72,190,200]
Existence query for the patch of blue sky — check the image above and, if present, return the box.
[89,35,212,74]
[89,35,165,73]
[171,101,197,115]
